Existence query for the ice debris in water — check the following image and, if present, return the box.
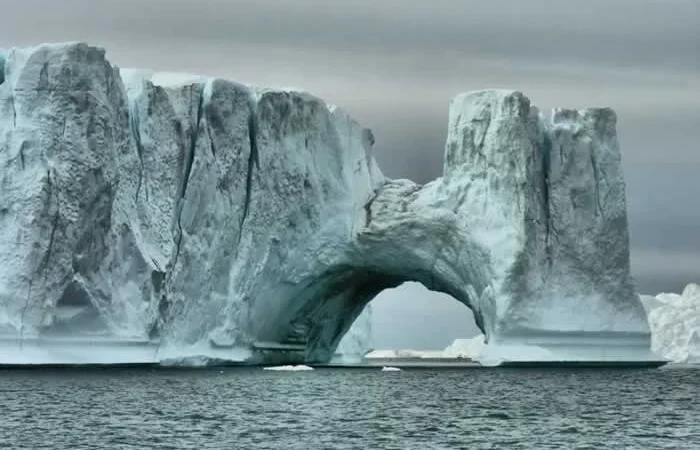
[381,366,401,372]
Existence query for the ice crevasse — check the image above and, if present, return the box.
[0,42,663,366]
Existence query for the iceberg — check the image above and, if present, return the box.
[640,284,700,364]
[442,335,486,359]
[0,42,662,366]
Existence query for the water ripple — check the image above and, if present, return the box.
[0,366,698,449]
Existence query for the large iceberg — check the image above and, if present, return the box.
[0,42,662,366]
[640,284,700,364]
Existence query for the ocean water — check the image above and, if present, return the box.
[1,366,698,449]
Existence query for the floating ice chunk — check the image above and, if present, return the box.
[263,365,314,371]
[381,366,401,371]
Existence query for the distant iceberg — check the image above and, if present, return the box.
[366,337,484,361]
[640,284,700,364]
[333,306,372,363]
[441,335,486,359]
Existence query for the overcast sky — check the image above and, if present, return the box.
[2,0,698,348]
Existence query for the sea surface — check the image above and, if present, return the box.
[1,365,698,449]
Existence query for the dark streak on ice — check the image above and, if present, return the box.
[172,85,204,270]
[18,141,26,170]
[590,150,603,217]
[10,94,16,127]
[237,105,259,245]
[129,101,145,201]
[181,87,204,200]
[541,132,553,267]
[20,169,60,347]
[364,189,380,227]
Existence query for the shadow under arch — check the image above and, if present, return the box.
[251,255,490,363]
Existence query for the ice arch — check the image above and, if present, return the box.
[0,43,660,366]
[328,282,479,363]
[247,90,657,365]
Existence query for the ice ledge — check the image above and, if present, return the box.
[478,332,664,367]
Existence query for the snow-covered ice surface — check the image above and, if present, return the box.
[0,42,662,366]
[365,349,444,359]
[640,284,700,364]
[441,335,486,359]
[263,365,314,371]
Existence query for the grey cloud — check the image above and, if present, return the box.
[630,249,700,293]
[2,0,699,73]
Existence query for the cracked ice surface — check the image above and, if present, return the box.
[0,42,660,366]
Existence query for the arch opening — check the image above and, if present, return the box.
[333,281,481,363]
[260,264,487,364]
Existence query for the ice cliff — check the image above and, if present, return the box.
[0,42,659,366]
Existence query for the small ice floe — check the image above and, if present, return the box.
[263,364,314,371]
[381,366,401,372]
